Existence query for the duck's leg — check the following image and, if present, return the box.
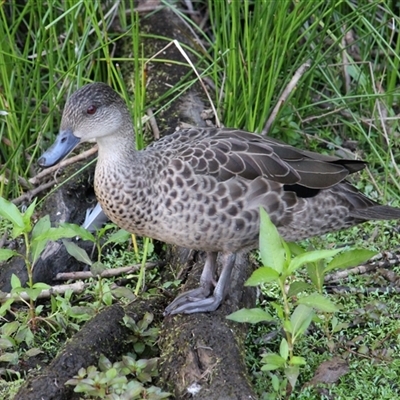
[164,252,236,315]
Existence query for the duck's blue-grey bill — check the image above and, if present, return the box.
[38,129,80,167]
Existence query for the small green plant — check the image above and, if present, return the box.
[0,197,93,325]
[0,196,99,366]
[66,312,170,399]
[60,223,154,313]
[227,208,376,399]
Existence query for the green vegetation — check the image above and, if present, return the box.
[1,1,400,399]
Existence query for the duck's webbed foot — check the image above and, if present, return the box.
[164,252,236,315]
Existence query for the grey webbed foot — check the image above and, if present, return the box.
[164,252,236,315]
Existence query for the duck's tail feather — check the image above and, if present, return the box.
[351,204,400,220]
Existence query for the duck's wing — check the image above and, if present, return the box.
[152,128,365,189]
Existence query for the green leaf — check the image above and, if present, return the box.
[297,293,339,313]
[226,307,273,324]
[25,348,43,358]
[261,353,286,369]
[259,208,285,274]
[105,368,118,380]
[91,261,106,276]
[33,227,77,243]
[287,281,312,297]
[290,356,306,365]
[288,248,342,274]
[0,249,18,261]
[0,299,15,317]
[31,215,52,262]
[0,337,14,349]
[245,267,280,286]
[59,223,95,242]
[10,274,21,290]
[30,239,48,264]
[280,338,289,361]
[325,249,377,273]
[104,229,131,246]
[0,351,19,364]
[0,197,25,236]
[62,240,92,265]
[286,242,305,257]
[22,198,37,232]
[112,286,136,300]
[306,262,325,292]
[285,365,300,390]
[290,304,313,339]
[25,287,43,301]
[31,215,51,240]
[32,282,51,290]
[2,321,20,337]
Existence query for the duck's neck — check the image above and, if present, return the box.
[96,128,140,167]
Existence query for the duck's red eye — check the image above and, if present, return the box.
[87,105,97,115]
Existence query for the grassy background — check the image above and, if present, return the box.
[1,1,400,399]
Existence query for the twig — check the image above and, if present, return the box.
[12,180,58,205]
[262,60,311,135]
[0,282,86,303]
[325,251,400,283]
[54,262,159,281]
[29,145,98,185]
[146,108,160,140]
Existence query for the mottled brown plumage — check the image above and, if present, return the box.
[38,83,400,314]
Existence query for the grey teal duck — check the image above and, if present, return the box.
[38,83,400,315]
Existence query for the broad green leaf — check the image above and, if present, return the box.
[63,240,92,265]
[1,321,19,336]
[0,337,14,349]
[25,287,43,301]
[0,300,15,317]
[25,348,43,358]
[226,307,273,324]
[0,351,19,364]
[22,198,37,231]
[288,248,342,274]
[0,249,18,261]
[99,354,113,370]
[91,261,106,276]
[286,242,305,257]
[104,229,131,246]
[10,274,21,290]
[32,282,51,290]
[31,216,53,262]
[101,282,113,306]
[0,197,25,234]
[280,338,289,361]
[30,239,48,264]
[105,368,118,380]
[297,293,339,313]
[271,302,284,320]
[245,267,279,286]
[34,227,80,242]
[290,304,313,339]
[31,215,51,240]
[261,353,286,369]
[287,281,312,297]
[285,365,300,390]
[59,223,95,242]
[325,249,377,273]
[306,262,325,292]
[290,356,306,365]
[283,320,293,333]
[259,208,285,274]
[271,373,280,392]
[15,325,34,346]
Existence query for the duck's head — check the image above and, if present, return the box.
[38,83,131,167]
